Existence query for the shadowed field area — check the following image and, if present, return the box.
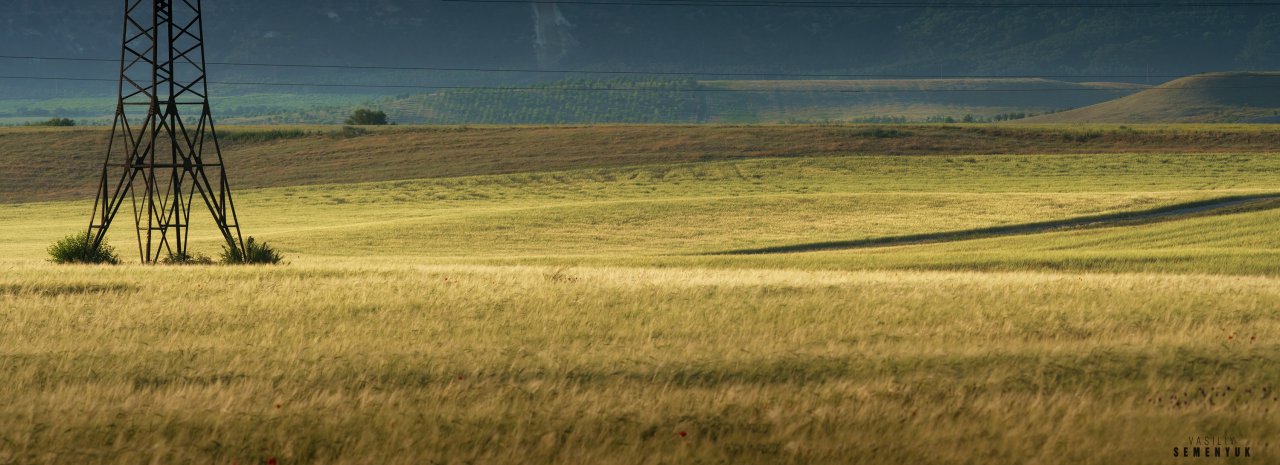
[720,194,1280,255]
[1,125,1278,464]
[6,124,1280,203]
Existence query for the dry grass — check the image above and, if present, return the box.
[4,151,1266,260]
[1,263,1276,465]
[3,126,1280,464]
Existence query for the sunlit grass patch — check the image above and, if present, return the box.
[2,127,1280,464]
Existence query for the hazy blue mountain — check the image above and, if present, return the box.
[3,1,1279,97]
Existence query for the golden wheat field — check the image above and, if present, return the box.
[1,125,1278,464]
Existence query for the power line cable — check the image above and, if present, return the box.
[2,74,1275,93]
[441,0,1280,8]
[629,0,1271,3]
[0,54,1206,80]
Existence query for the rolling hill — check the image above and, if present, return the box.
[1024,73,1280,123]
[695,79,1145,123]
[0,78,1144,126]
[362,78,1143,125]
[8,124,1280,204]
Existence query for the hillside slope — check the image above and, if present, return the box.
[698,79,1144,123]
[366,78,1144,125]
[6,125,1280,204]
[1024,73,1280,123]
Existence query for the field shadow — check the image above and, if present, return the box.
[0,282,139,296]
[716,193,1280,255]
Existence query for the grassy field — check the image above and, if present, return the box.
[8,124,1280,204]
[1,125,1278,464]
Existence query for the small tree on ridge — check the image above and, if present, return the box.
[345,109,389,126]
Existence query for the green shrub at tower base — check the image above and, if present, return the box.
[221,237,284,265]
[47,232,119,265]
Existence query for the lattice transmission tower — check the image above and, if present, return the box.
[87,0,246,263]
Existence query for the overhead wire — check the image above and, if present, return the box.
[0,54,1207,80]
[2,74,1275,93]
[441,0,1280,8]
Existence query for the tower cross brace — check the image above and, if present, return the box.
[87,0,245,263]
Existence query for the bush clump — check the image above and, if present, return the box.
[219,129,310,143]
[48,232,120,265]
[160,252,215,265]
[344,109,389,126]
[221,237,284,265]
[26,117,76,127]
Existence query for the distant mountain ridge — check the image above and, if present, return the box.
[3,1,1280,95]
